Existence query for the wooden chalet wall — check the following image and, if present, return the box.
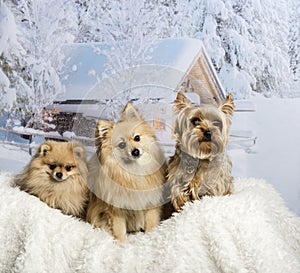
[178,46,226,105]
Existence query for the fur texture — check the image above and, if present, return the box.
[86,103,166,242]
[2,173,300,273]
[14,141,89,218]
[168,91,235,211]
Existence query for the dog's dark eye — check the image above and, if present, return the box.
[49,164,56,170]
[191,117,201,126]
[212,120,222,130]
[134,135,140,142]
[118,141,126,149]
[65,165,72,172]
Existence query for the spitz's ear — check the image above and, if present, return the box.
[174,91,192,112]
[72,142,86,160]
[119,103,143,121]
[96,120,114,138]
[219,93,234,117]
[38,142,52,156]
[95,120,114,150]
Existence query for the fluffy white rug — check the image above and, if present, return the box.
[0,172,299,273]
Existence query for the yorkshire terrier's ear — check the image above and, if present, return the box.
[174,91,192,112]
[219,93,235,117]
[119,103,143,121]
[38,142,52,156]
[72,142,86,160]
[96,120,114,138]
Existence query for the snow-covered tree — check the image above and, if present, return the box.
[14,0,78,103]
[76,0,173,71]
[0,2,29,125]
[168,0,294,98]
[74,0,176,119]
[1,0,78,126]
[288,0,300,97]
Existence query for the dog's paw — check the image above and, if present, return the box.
[172,194,190,212]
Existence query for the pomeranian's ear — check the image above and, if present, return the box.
[174,91,192,112]
[38,142,52,156]
[219,93,235,117]
[96,120,114,139]
[72,142,86,160]
[119,103,143,121]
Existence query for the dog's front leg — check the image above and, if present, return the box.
[144,207,161,232]
[112,215,127,243]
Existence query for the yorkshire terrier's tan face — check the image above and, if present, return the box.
[174,92,234,159]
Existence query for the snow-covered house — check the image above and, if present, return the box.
[58,38,226,103]
[40,38,254,153]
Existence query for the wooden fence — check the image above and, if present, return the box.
[0,125,256,156]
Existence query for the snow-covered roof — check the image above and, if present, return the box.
[58,38,226,106]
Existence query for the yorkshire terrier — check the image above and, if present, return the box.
[86,103,166,242]
[168,91,235,211]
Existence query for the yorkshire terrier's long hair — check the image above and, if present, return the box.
[168,92,235,212]
[86,103,166,242]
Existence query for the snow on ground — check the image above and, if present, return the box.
[0,144,31,173]
[228,94,300,215]
[0,94,299,215]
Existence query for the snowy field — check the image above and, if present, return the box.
[1,94,299,215]
[228,94,300,216]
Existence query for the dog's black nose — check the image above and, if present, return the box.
[56,172,63,179]
[204,130,212,141]
[131,148,140,157]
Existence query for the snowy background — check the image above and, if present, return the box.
[0,1,299,214]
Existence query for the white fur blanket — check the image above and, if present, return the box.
[0,172,299,273]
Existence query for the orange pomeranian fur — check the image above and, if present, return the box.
[14,141,89,218]
[86,103,166,242]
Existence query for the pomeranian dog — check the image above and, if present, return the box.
[86,103,166,242]
[14,141,89,218]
